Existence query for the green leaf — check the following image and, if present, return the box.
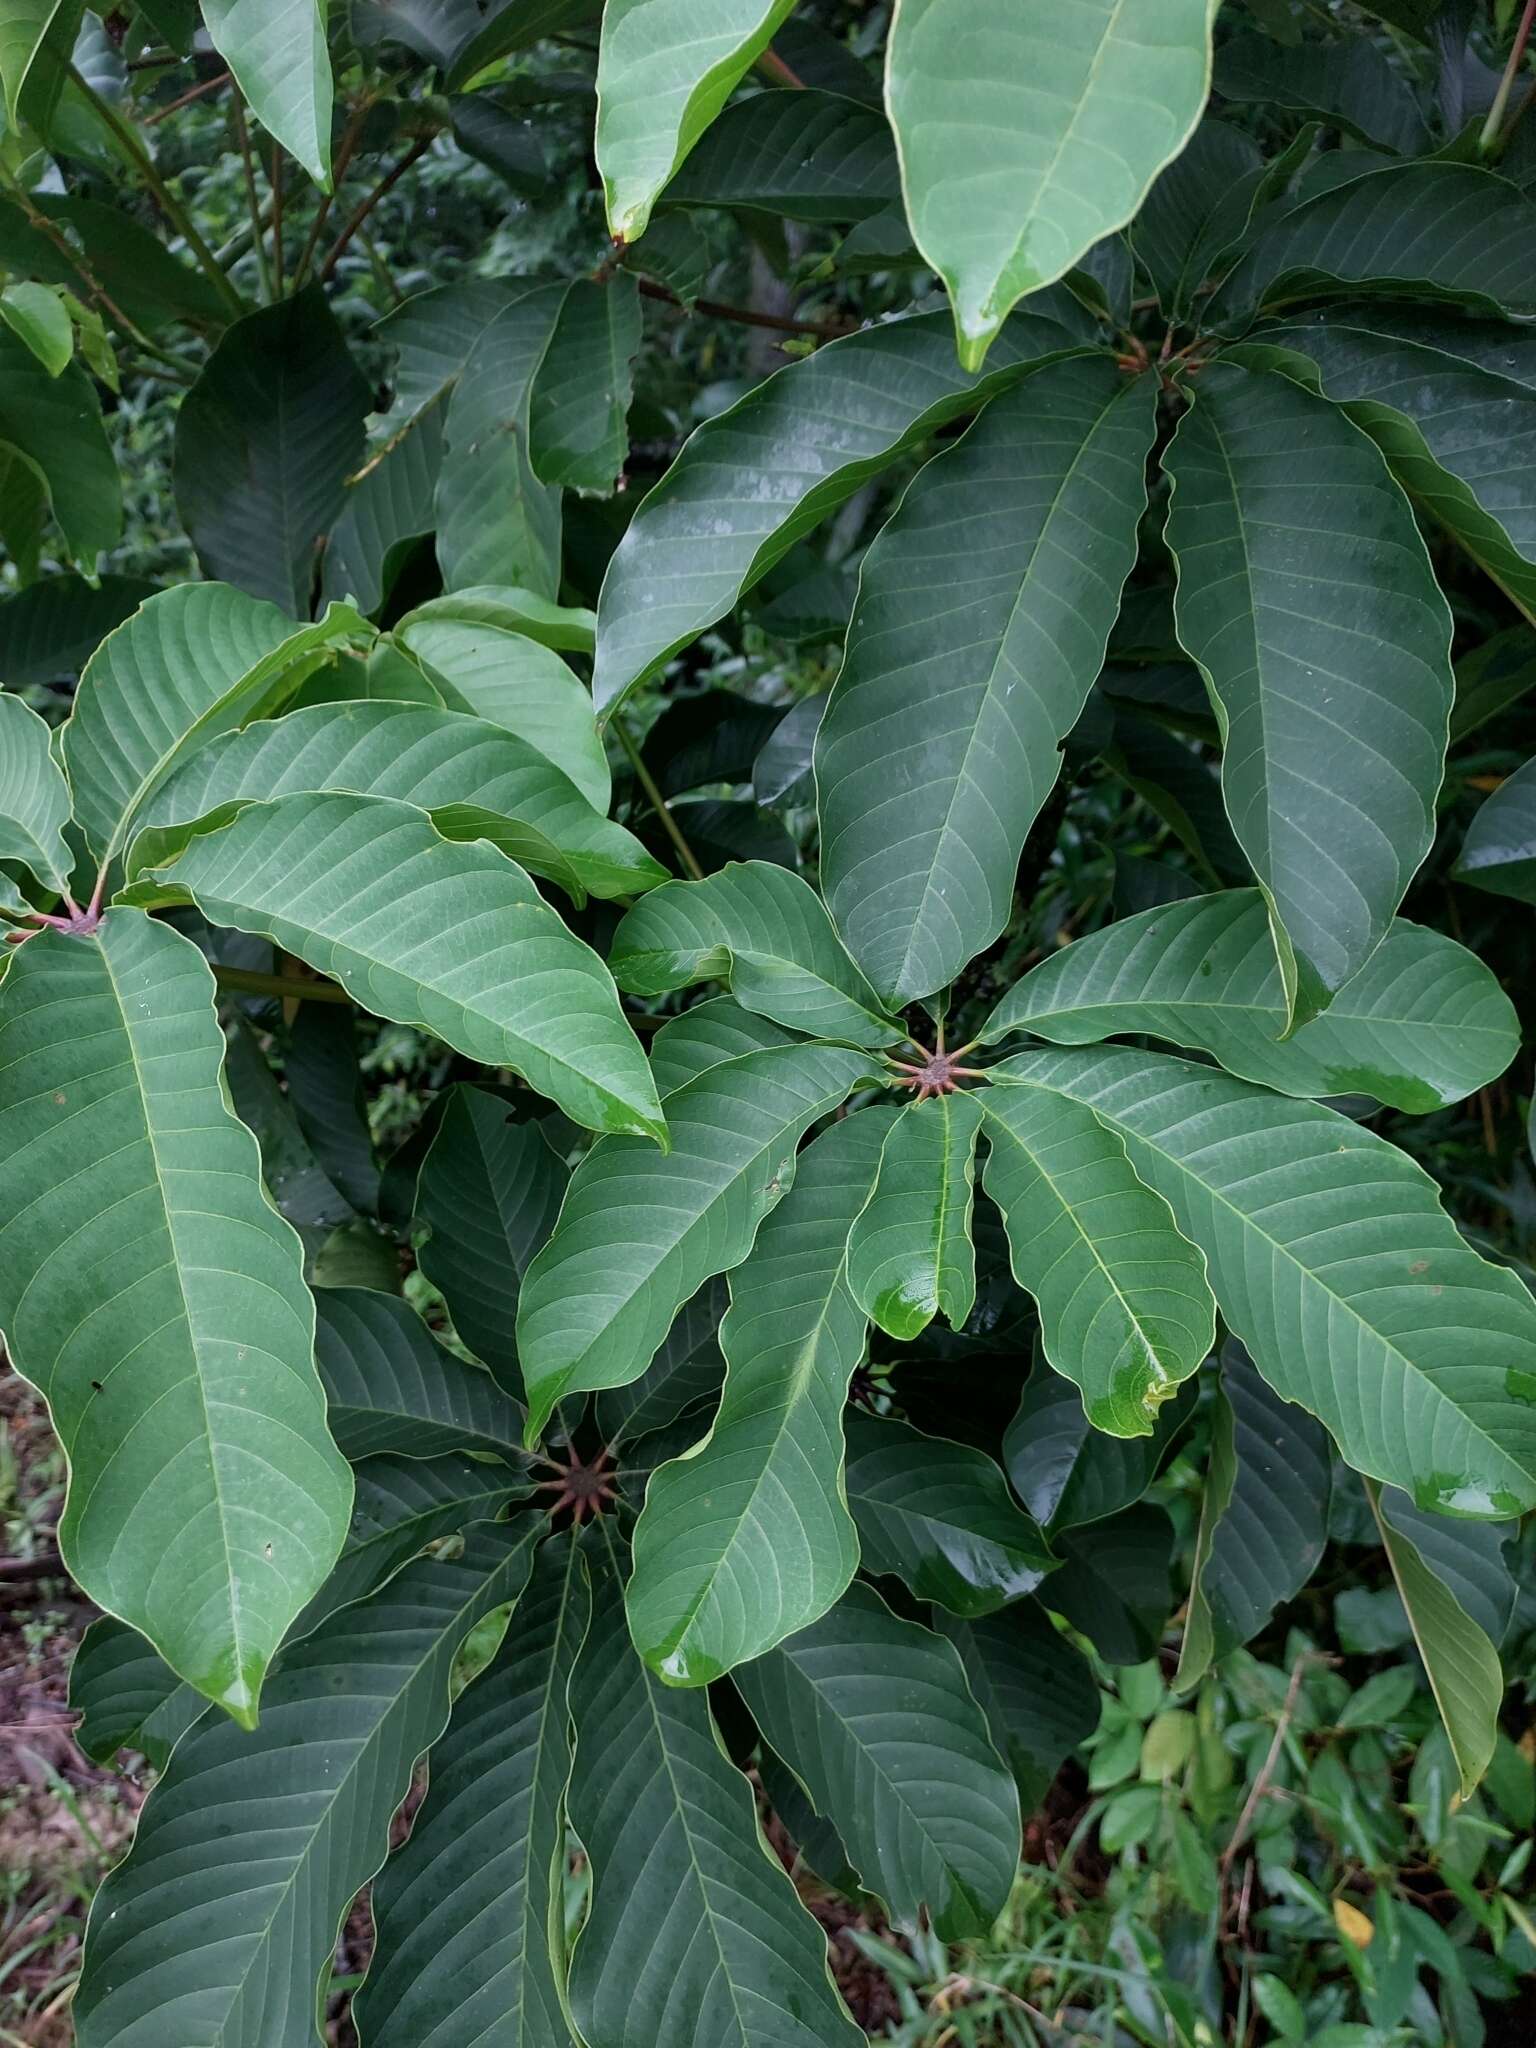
[356,1528,589,2048]
[132,792,665,1143]
[396,581,598,653]
[1213,32,1429,153]
[594,0,797,242]
[174,290,370,613]
[0,280,71,375]
[1043,1502,1175,1666]
[591,299,1095,717]
[626,1109,887,1686]
[981,889,1519,1113]
[1210,162,1536,328]
[312,1285,527,1461]
[665,87,900,222]
[0,325,120,564]
[64,583,369,864]
[443,0,603,89]
[1456,756,1536,903]
[321,399,445,616]
[567,1532,864,2048]
[0,691,71,894]
[129,698,664,905]
[283,1002,378,1215]
[528,273,641,496]
[70,1617,208,1773]
[1164,360,1452,1027]
[0,0,80,133]
[436,280,565,597]
[980,1077,1215,1438]
[816,357,1155,1003]
[0,913,352,1723]
[842,1411,1053,1616]
[989,1044,1536,1516]
[933,1600,1098,1811]
[1131,118,1310,320]
[595,1279,726,1445]
[1174,1343,1332,1690]
[885,0,1217,367]
[376,277,531,429]
[1003,1356,1194,1534]
[0,192,227,332]
[0,573,154,688]
[735,1580,1019,1939]
[201,0,333,188]
[847,1093,981,1340]
[394,611,610,810]
[413,1084,568,1399]
[1369,1483,1513,1799]
[518,1037,871,1439]
[643,993,798,1095]
[610,859,902,1046]
[74,1518,542,2048]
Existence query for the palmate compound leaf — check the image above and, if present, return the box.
[62,581,371,865]
[981,888,1519,1113]
[979,1077,1216,1439]
[594,0,797,243]
[1164,360,1452,1028]
[988,1045,1536,1516]
[567,1528,865,2048]
[356,1528,590,2048]
[126,791,665,1145]
[815,356,1156,1006]
[74,1517,544,2048]
[885,0,1218,368]
[609,859,902,1047]
[591,297,1097,718]
[126,698,665,906]
[517,1036,874,1441]
[1174,1343,1333,1692]
[1368,1482,1516,1799]
[625,1108,889,1686]
[1456,755,1536,904]
[0,690,72,895]
[311,1285,527,1462]
[846,1092,982,1340]
[0,913,352,1723]
[734,1580,1019,1941]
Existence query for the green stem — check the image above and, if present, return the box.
[614,719,705,880]
[1481,0,1536,155]
[213,965,352,1005]
[68,65,246,320]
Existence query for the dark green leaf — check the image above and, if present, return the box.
[0,325,119,564]
[665,88,899,222]
[529,273,641,496]
[1456,756,1536,903]
[1004,1358,1194,1533]
[312,1285,527,1461]
[321,400,445,617]
[0,574,153,689]
[1044,1503,1176,1666]
[595,1277,726,1444]
[1214,33,1429,153]
[933,1600,1099,1810]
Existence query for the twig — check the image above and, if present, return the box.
[1482,0,1536,154]
[290,98,372,293]
[1219,1651,1311,1895]
[755,46,806,89]
[144,69,230,125]
[271,140,286,295]
[634,275,854,339]
[614,720,705,880]
[213,966,352,1005]
[318,134,433,284]
[231,99,273,302]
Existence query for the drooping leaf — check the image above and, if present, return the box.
[665,87,900,222]
[610,859,902,1046]
[1043,1503,1175,1666]
[321,399,446,616]
[1456,756,1536,903]
[312,1285,527,1461]
[128,699,663,904]
[933,1600,1099,1810]
[842,1411,1053,1616]
[174,290,370,613]
[847,1093,982,1340]
[1174,1343,1333,1690]
[594,0,797,242]
[566,1532,864,2048]
[0,913,352,1724]
[1003,1356,1195,1534]
[357,1529,590,2048]
[0,326,120,564]
[0,690,72,894]
[63,583,368,864]
[625,1109,887,1685]
[131,792,666,1144]
[735,1580,1020,1939]
[518,1038,871,1439]
[201,0,333,187]
[591,299,1095,717]
[980,1077,1215,1439]
[1369,1482,1515,1799]
[595,1278,727,1445]
[982,889,1519,1113]
[1214,32,1429,153]
[413,1083,568,1398]
[74,1519,543,2048]
[816,358,1155,1003]
[528,273,642,496]
[436,279,566,596]
[990,1044,1536,1516]
[885,0,1218,367]
[1164,359,1452,1026]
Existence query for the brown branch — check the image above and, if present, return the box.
[214,966,352,1005]
[635,276,854,339]
[318,134,433,284]
[1219,1652,1313,1904]
[144,69,230,124]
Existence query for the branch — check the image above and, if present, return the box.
[1482,0,1536,154]
[214,965,352,1005]
[634,275,855,340]
[318,134,433,284]
[614,719,705,881]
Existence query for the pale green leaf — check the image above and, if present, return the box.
[0,0,79,133]
[0,691,72,894]
[201,0,333,187]
[0,280,72,375]
[847,1093,981,1340]
[643,994,798,1097]
[0,913,352,1722]
[885,0,1217,367]
[395,582,597,652]
[312,1285,527,1461]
